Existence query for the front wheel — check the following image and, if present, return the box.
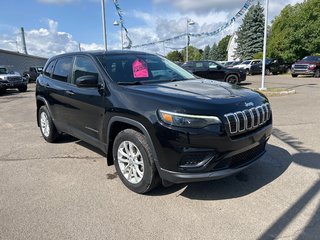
[225,74,239,84]
[113,129,160,194]
[18,85,27,92]
[38,106,60,143]
[314,69,320,78]
[265,68,271,75]
[292,74,298,78]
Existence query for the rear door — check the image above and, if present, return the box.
[193,62,209,79]
[45,56,74,131]
[63,55,106,141]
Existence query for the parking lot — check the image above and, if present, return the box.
[0,75,319,240]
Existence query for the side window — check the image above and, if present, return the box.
[71,56,99,85]
[209,62,218,69]
[44,60,56,77]
[52,57,73,82]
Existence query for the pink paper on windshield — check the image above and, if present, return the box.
[132,59,149,78]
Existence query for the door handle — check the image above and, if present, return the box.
[66,90,75,95]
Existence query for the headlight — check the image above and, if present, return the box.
[158,110,221,128]
[309,64,316,69]
[291,64,295,68]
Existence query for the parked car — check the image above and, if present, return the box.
[233,59,262,74]
[36,50,272,193]
[0,66,28,94]
[250,58,289,75]
[225,61,242,68]
[181,60,246,84]
[23,66,43,82]
[291,56,320,78]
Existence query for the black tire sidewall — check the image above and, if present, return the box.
[18,85,27,92]
[113,130,157,194]
[226,74,239,84]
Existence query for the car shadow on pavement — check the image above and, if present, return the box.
[257,128,320,240]
[150,144,292,199]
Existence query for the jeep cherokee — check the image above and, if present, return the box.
[36,51,272,193]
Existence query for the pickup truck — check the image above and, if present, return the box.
[291,56,320,78]
[23,66,43,82]
[250,58,289,75]
[0,66,27,94]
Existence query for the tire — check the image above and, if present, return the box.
[38,105,60,143]
[272,72,278,75]
[225,74,239,84]
[113,129,160,194]
[314,69,320,78]
[245,69,250,75]
[0,88,6,95]
[18,85,27,92]
[292,74,298,78]
[265,68,271,75]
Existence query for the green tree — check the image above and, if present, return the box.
[166,50,183,62]
[236,2,264,59]
[268,0,320,62]
[216,35,231,60]
[209,43,219,60]
[182,46,202,61]
[202,45,211,60]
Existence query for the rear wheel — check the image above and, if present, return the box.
[292,74,298,78]
[38,106,60,143]
[113,129,160,194]
[225,74,239,84]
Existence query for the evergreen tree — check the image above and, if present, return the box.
[209,43,219,60]
[236,2,264,59]
[202,45,210,60]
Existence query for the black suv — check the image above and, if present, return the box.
[182,60,246,84]
[36,51,272,193]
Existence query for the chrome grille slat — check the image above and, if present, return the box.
[224,103,271,135]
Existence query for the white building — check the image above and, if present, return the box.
[227,34,240,61]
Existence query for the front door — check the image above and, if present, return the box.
[65,55,106,140]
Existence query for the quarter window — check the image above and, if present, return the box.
[72,56,99,85]
[52,57,73,82]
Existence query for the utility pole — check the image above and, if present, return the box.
[101,0,107,51]
[260,0,269,90]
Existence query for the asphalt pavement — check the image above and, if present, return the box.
[0,75,319,240]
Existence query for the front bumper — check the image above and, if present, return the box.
[291,69,316,75]
[0,81,26,89]
[154,122,272,184]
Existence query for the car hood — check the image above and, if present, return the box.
[0,73,21,79]
[127,79,264,103]
[295,60,317,65]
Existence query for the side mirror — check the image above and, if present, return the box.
[217,65,222,70]
[76,75,99,88]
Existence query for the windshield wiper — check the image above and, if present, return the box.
[117,81,143,85]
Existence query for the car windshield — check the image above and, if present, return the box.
[0,68,8,74]
[302,56,320,62]
[241,61,251,65]
[97,53,196,84]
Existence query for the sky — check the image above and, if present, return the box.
[0,0,304,58]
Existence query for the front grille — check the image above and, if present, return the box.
[213,143,266,170]
[294,64,308,70]
[224,103,271,135]
[7,76,22,82]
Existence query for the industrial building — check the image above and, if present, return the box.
[0,48,48,75]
